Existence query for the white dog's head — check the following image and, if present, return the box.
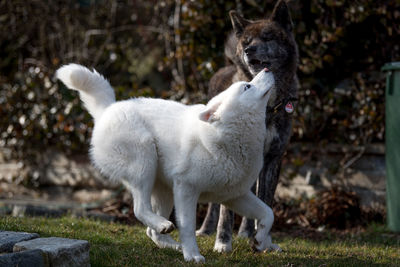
[199,69,275,123]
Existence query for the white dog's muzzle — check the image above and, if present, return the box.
[249,68,275,98]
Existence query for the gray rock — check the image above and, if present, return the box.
[14,237,90,267]
[0,231,39,252]
[0,249,47,267]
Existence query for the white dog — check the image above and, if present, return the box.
[56,64,280,262]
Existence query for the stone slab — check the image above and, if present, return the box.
[0,231,39,252]
[0,249,47,267]
[14,237,90,267]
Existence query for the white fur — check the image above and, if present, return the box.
[57,64,279,262]
[56,64,115,121]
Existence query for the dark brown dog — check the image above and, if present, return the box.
[197,0,298,252]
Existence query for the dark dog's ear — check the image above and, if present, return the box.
[271,0,293,32]
[229,11,251,37]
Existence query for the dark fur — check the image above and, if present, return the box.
[198,0,298,247]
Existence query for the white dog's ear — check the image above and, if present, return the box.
[199,101,221,123]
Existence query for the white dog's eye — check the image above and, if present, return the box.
[244,84,251,91]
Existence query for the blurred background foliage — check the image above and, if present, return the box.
[1,0,399,161]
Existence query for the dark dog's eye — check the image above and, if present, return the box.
[243,36,252,45]
[244,84,251,91]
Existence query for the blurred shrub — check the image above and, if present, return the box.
[0,0,399,161]
[291,0,399,145]
[0,0,169,158]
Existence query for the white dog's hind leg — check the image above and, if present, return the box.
[173,184,205,263]
[223,192,281,252]
[146,182,181,251]
[122,145,175,234]
[128,185,175,235]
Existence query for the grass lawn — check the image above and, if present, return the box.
[0,216,399,266]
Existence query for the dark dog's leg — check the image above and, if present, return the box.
[258,124,291,206]
[237,213,255,238]
[213,205,234,252]
[258,156,282,206]
[196,203,220,236]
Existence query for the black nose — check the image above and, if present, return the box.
[244,46,257,55]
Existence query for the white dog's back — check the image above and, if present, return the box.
[89,98,199,182]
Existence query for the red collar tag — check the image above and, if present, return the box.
[285,101,294,113]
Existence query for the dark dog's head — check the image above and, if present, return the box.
[229,0,297,78]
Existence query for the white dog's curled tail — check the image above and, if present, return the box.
[56,63,116,121]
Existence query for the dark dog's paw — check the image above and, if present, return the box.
[213,240,232,253]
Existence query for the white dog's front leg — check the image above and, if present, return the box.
[173,184,205,263]
[223,192,281,252]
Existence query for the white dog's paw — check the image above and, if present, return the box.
[251,234,282,253]
[146,227,181,251]
[251,238,264,252]
[157,220,175,234]
[251,232,270,252]
[267,243,282,252]
[213,240,232,253]
[184,254,205,263]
